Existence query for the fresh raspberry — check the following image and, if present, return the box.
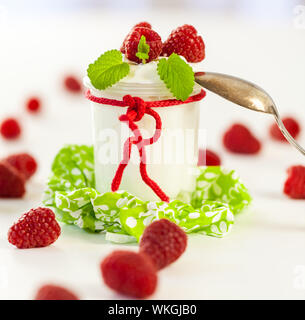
[120,22,152,53]
[101,250,157,298]
[162,24,205,62]
[124,27,162,63]
[270,117,301,142]
[35,284,79,300]
[284,165,305,199]
[198,148,221,166]
[26,97,41,113]
[0,118,21,140]
[223,123,261,154]
[139,219,187,270]
[0,162,25,198]
[4,153,37,180]
[8,207,61,249]
[64,75,82,93]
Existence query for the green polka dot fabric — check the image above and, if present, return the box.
[43,145,251,242]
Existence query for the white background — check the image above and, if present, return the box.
[0,1,305,299]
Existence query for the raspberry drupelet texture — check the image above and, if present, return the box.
[223,123,261,154]
[284,165,305,199]
[120,21,152,53]
[198,148,221,166]
[4,153,37,180]
[8,207,61,249]
[0,118,21,140]
[124,27,162,64]
[101,250,157,298]
[162,24,205,63]
[0,162,25,198]
[35,284,79,300]
[26,97,41,113]
[270,117,301,142]
[139,219,187,270]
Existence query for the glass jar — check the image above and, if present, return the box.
[84,76,203,201]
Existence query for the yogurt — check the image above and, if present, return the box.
[84,60,203,201]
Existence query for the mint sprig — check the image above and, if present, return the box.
[136,35,150,64]
[87,50,130,90]
[157,53,195,101]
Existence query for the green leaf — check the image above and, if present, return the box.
[157,53,195,101]
[87,49,130,90]
[135,35,150,63]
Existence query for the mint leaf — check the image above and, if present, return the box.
[135,35,150,64]
[87,50,130,90]
[157,53,195,101]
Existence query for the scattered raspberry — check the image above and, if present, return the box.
[139,219,187,270]
[26,97,41,113]
[0,162,25,198]
[162,24,205,63]
[8,207,61,249]
[124,27,162,63]
[101,250,157,298]
[0,118,21,140]
[120,22,152,53]
[35,284,79,300]
[283,165,305,199]
[198,148,221,166]
[223,123,261,154]
[64,75,82,93]
[270,117,301,142]
[4,153,37,180]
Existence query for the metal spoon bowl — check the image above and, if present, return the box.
[195,72,305,156]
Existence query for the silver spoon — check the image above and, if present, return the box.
[195,72,305,156]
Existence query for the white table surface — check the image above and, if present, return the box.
[0,8,305,300]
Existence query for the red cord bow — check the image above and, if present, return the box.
[111,95,169,202]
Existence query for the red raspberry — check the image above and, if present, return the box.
[0,118,21,140]
[162,24,205,63]
[26,97,41,113]
[284,165,305,199]
[8,207,61,249]
[198,148,221,166]
[124,27,162,64]
[64,75,82,93]
[139,219,187,270]
[223,123,261,154]
[270,117,301,142]
[35,284,79,300]
[0,162,25,198]
[120,22,152,53]
[101,250,157,298]
[4,153,37,180]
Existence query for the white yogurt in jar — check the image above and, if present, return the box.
[84,60,203,201]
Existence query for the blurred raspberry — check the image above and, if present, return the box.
[64,75,82,93]
[162,24,205,62]
[8,207,61,249]
[124,27,162,63]
[4,153,37,180]
[0,161,25,198]
[198,149,221,166]
[0,118,21,140]
[26,97,41,113]
[284,165,305,199]
[270,117,301,142]
[101,250,157,298]
[120,21,152,53]
[223,123,261,154]
[139,219,187,270]
[35,284,79,300]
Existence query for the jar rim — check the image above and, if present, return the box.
[83,76,202,100]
